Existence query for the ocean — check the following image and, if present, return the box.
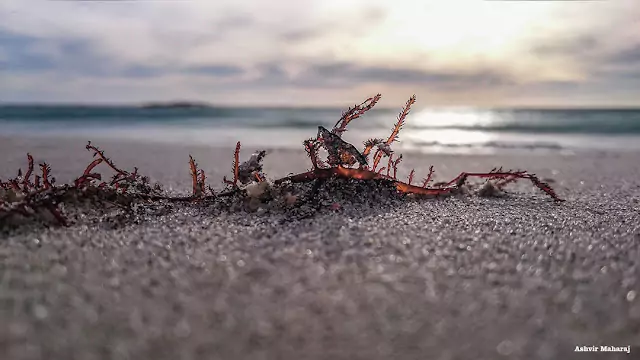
[2,105,640,154]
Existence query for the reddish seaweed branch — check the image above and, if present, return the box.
[372,95,415,171]
[422,166,435,188]
[86,141,129,182]
[407,169,416,186]
[332,94,381,137]
[22,154,34,190]
[40,163,53,189]
[223,142,241,187]
[75,158,103,187]
[189,155,201,197]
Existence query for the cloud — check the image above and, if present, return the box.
[0,28,245,81]
[531,36,600,58]
[0,0,639,106]
[184,65,244,77]
[0,31,55,71]
[301,63,511,88]
[609,46,640,65]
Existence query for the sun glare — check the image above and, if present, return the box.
[310,0,563,75]
[411,108,496,128]
[401,107,502,153]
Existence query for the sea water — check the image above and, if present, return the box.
[1,105,640,154]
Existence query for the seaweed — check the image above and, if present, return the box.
[223,142,241,188]
[0,94,564,229]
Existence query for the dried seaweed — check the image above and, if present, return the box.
[0,93,564,229]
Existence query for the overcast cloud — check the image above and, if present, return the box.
[0,0,638,106]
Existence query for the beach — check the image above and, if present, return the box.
[1,135,640,360]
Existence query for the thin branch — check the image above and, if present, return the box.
[422,166,435,188]
[199,169,206,194]
[392,154,403,180]
[372,95,416,171]
[22,154,34,190]
[40,163,52,189]
[332,94,382,137]
[223,142,242,188]
[304,138,323,169]
[75,158,104,187]
[85,141,129,180]
[233,142,240,185]
[362,138,384,158]
[189,155,199,197]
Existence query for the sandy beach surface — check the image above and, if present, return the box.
[1,135,640,360]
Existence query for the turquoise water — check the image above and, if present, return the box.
[2,105,640,153]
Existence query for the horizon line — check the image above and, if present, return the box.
[1,101,640,111]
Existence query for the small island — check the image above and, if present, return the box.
[140,101,212,109]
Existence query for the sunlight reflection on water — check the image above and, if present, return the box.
[410,108,499,129]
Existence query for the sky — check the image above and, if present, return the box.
[0,0,639,107]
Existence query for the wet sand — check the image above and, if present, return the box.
[1,135,640,359]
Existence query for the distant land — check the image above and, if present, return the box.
[139,101,213,109]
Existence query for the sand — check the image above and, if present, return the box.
[1,135,640,360]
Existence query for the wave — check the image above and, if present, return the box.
[406,122,640,135]
[409,140,564,151]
